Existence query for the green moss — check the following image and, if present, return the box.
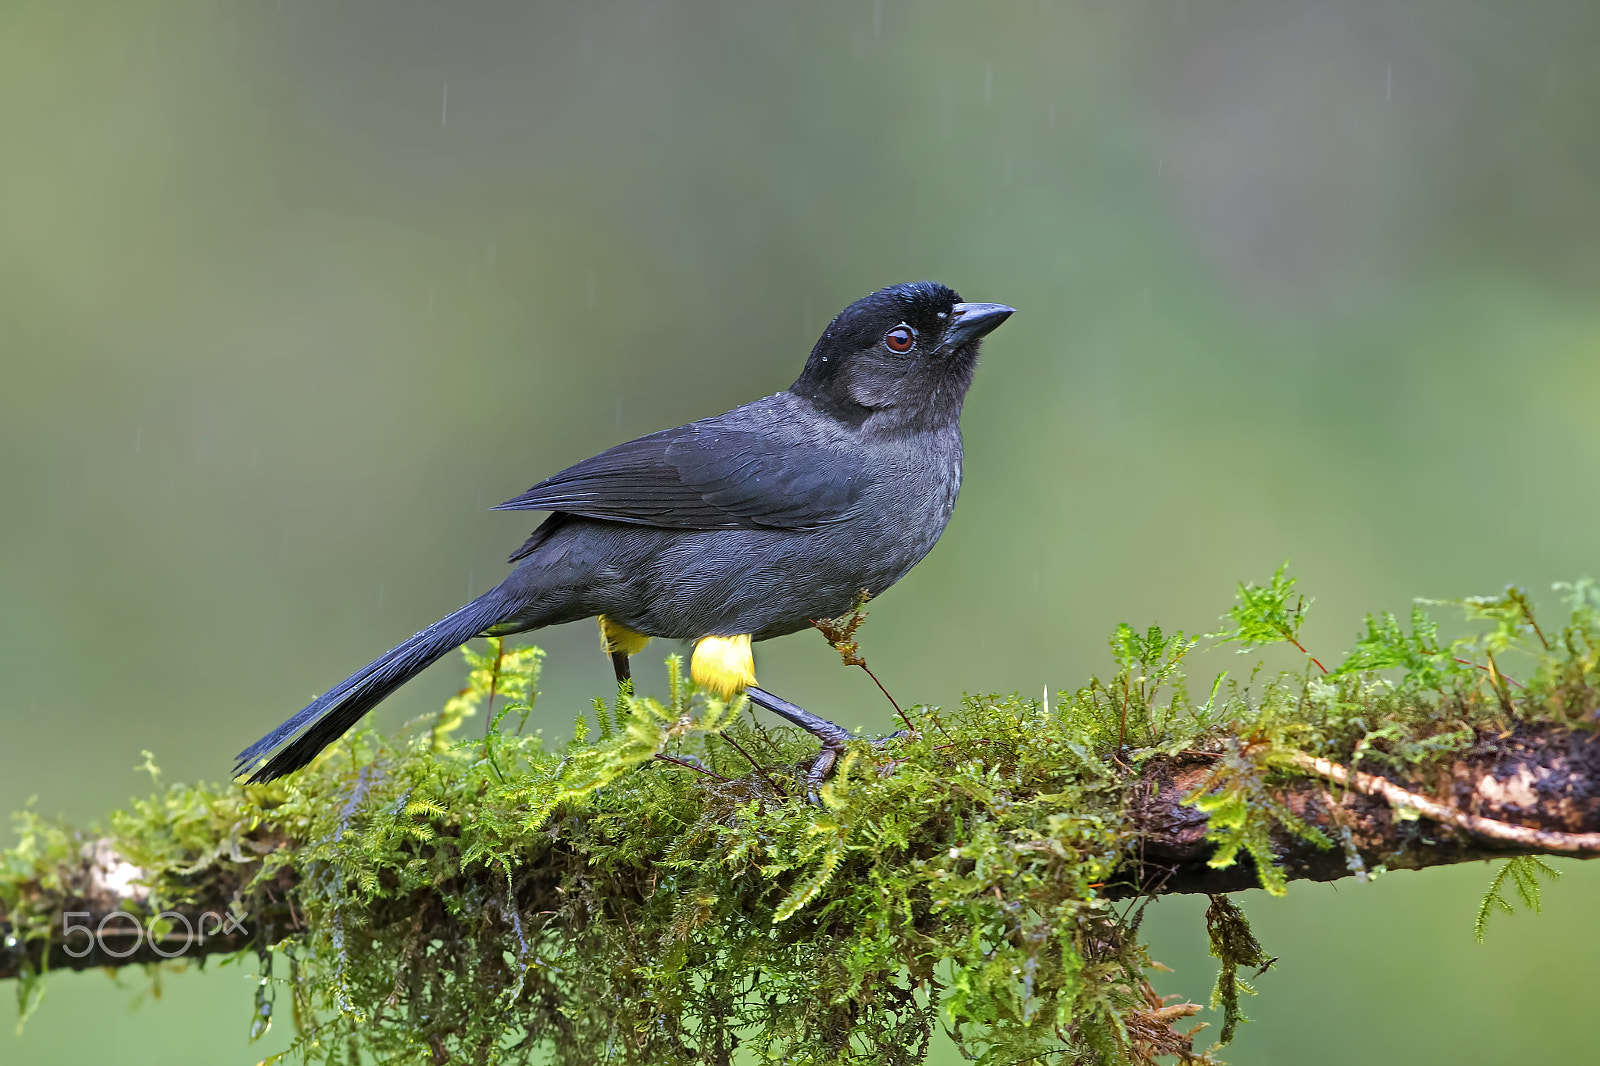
[1474,856,1561,943]
[5,571,1598,1063]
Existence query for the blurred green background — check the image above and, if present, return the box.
[4,1,1599,1062]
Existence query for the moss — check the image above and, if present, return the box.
[4,570,1599,1064]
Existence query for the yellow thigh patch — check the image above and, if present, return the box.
[598,615,652,657]
[690,635,757,698]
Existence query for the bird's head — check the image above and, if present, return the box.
[790,281,1014,427]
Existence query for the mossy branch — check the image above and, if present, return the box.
[4,574,1600,1065]
[5,721,1594,977]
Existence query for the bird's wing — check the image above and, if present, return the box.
[492,420,866,531]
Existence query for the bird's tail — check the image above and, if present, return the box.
[235,587,521,783]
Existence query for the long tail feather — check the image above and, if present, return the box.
[235,589,518,783]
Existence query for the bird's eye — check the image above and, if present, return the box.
[884,325,915,353]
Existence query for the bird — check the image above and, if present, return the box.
[235,281,1013,784]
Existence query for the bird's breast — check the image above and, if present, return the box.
[846,436,962,577]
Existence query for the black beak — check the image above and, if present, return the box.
[945,302,1015,348]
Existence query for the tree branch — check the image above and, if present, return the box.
[1115,721,1600,897]
[6,722,1597,981]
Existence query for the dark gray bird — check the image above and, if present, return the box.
[235,281,1013,783]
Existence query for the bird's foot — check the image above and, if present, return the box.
[744,686,849,795]
[744,687,911,793]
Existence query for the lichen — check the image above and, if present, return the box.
[4,570,1598,1064]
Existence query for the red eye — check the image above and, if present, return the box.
[884,325,915,353]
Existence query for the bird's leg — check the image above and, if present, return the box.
[692,636,866,787]
[743,686,851,748]
[744,686,852,787]
[598,615,649,691]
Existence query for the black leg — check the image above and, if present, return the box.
[745,686,853,786]
[744,687,851,747]
[611,651,632,686]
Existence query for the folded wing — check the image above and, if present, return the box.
[493,420,866,535]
